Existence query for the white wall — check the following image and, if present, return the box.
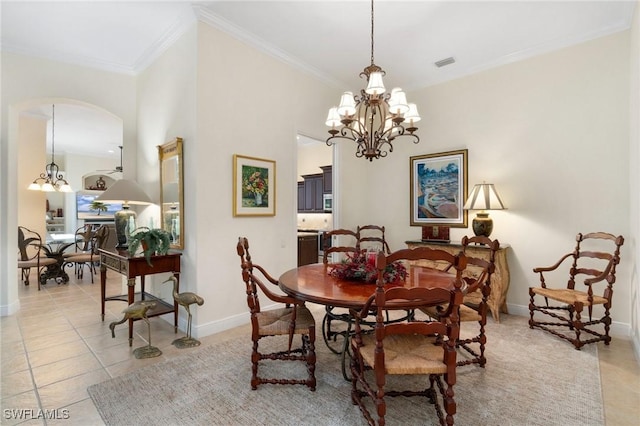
[338,31,633,333]
[136,25,198,322]
[1,52,136,315]
[629,1,640,357]
[191,22,336,336]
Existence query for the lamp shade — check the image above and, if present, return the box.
[95,179,152,205]
[94,179,153,249]
[463,183,506,211]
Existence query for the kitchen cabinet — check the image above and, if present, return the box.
[298,234,319,266]
[298,165,332,213]
[300,173,324,212]
[320,165,332,193]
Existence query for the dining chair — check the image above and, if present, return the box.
[529,232,624,350]
[236,237,317,390]
[63,225,110,283]
[63,224,96,276]
[350,247,467,426]
[17,226,57,291]
[321,228,362,354]
[422,236,500,367]
[356,224,391,254]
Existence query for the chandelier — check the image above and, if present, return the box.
[325,0,420,161]
[28,104,73,192]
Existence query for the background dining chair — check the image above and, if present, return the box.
[63,224,96,277]
[529,232,624,350]
[350,248,467,426]
[17,226,57,291]
[236,237,316,391]
[422,236,500,367]
[356,224,391,254]
[320,228,363,357]
[64,225,110,283]
[322,228,360,264]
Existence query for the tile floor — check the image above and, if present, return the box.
[1,271,639,425]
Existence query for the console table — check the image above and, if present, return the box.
[405,240,510,322]
[99,249,181,346]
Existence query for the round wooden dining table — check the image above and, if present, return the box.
[278,262,457,380]
[278,262,456,310]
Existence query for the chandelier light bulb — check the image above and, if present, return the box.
[404,103,421,124]
[28,182,41,191]
[337,92,357,116]
[388,88,409,115]
[41,182,55,192]
[325,107,342,127]
[365,72,385,95]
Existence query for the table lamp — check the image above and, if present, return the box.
[95,179,153,248]
[463,182,506,237]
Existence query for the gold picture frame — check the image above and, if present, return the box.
[233,154,276,217]
[410,149,468,227]
[159,137,184,249]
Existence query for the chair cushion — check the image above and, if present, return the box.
[257,305,315,336]
[355,333,447,375]
[18,258,57,268]
[64,254,95,263]
[420,304,481,322]
[531,287,608,306]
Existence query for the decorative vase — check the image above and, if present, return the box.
[254,192,262,206]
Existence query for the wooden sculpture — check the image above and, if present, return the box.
[109,300,162,358]
[164,276,205,348]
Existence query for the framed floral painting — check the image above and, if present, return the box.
[410,149,468,227]
[233,154,276,217]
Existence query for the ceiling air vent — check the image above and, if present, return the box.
[434,57,456,68]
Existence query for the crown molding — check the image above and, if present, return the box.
[194,5,342,90]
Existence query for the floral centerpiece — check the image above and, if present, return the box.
[328,251,407,284]
[243,170,268,206]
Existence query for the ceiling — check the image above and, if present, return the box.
[2,1,635,157]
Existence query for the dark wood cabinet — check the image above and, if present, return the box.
[320,165,332,193]
[301,173,323,212]
[297,182,305,211]
[298,165,332,213]
[297,234,319,266]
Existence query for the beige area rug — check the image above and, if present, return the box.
[88,314,603,425]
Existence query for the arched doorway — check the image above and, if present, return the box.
[2,98,123,316]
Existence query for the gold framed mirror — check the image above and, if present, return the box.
[159,137,184,249]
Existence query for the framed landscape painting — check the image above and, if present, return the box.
[233,154,276,217]
[410,149,468,227]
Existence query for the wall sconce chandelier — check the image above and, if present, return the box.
[325,0,420,161]
[28,104,73,192]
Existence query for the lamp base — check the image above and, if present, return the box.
[114,206,136,249]
[472,212,494,237]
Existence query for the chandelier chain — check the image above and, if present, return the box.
[370,0,374,66]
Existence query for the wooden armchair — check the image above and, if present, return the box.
[422,235,500,367]
[529,232,624,350]
[350,248,467,426]
[18,226,57,291]
[236,237,316,390]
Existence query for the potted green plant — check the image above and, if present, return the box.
[89,201,109,215]
[127,227,171,265]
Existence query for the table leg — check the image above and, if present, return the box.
[100,264,107,321]
[127,277,136,347]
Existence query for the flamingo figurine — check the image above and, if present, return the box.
[164,276,204,348]
[109,300,162,358]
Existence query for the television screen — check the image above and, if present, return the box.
[76,192,122,220]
